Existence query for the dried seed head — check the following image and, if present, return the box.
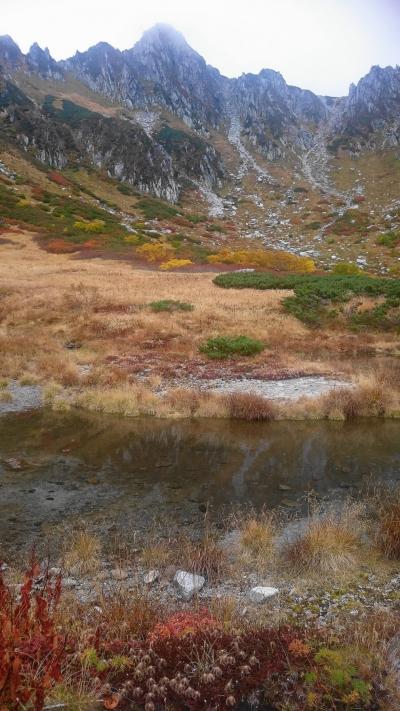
[226,695,236,707]
[202,673,215,684]
[212,666,223,677]
[132,687,143,698]
[241,665,251,675]
[225,681,234,693]
[249,655,259,666]
[145,704,155,711]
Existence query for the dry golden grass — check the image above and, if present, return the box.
[377,493,400,560]
[283,504,364,574]
[239,513,276,560]
[177,533,229,583]
[141,541,174,569]
[0,230,399,420]
[227,392,276,421]
[62,527,102,575]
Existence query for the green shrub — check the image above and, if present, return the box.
[199,335,265,359]
[213,272,400,329]
[149,300,194,313]
[377,231,400,248]
[117,184,134,196]
[136,197,179,220]
[333,262,362,275]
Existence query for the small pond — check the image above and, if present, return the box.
[1,410,399,555]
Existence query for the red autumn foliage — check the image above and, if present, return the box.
[0,558,66,711]
[46,239,77,254]
[31,186,45,201]
[101,624,309,710]
[47,171,71,187]
[149,609,220,641]
[82,239,102,249]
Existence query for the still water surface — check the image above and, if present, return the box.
[0,410,399,554]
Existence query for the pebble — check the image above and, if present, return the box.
[249,586,279,603]
[174,570,205,600]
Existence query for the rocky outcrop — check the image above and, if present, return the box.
[0,27,399,202]
[26,43,64,80]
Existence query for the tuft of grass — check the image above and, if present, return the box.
[177,533,228,583]
[0,389,12,402]
[63,527,102,575]
[322,378,392,419]
[284,505,363,574]
[239,513,276,560]
[19,373,40,386]
[149,299,194,313]
[226,392,276,421]
[199,335,265,359]
[141,541,173,569]
[74,384,158,417]
[377,493,400,559]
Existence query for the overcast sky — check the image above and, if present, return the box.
[2,0,399,95]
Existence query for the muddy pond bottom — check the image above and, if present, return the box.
[0,410,399,556]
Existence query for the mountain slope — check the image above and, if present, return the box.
[0,27,399,271]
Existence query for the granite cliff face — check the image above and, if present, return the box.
[0,25,399,202]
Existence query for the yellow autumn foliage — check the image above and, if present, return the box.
[160,259,193,270]
[207,249,315,273]
[73,219,106,233]
[136,243,175,262]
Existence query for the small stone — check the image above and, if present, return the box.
[5,458,23,470]
[64,341,82,350]
[49,567,62,576]
[111,568,128,580]
[174,570,205,600]
[249,586,279,603]
[278,484,292,491]
[143,569,159,585]
[63,578,77,589]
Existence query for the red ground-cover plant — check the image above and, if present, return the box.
[47,171,71,187]
[100,622,309,710]
[0,558,66,710]
[149,609,220,641]
[46,239,78,254]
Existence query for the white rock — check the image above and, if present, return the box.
[144,569,159,585]
[249,586,279,603]
[111,568,128,580]
[63,578,78,589]
[49,567,62,576]
[174,570,205,600]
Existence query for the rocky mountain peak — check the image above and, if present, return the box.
[0,35,24,70]
[132,23,191,53]
[27,42,63,79]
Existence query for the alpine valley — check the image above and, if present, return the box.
[0,23,400,271]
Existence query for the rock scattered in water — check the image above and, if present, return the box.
[174,570,205,599]
[249,586,279,603]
